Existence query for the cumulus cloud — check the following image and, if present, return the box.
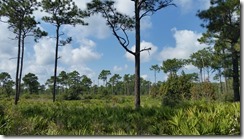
[114,0,134,16]
[34,37,55,65]
[59,42,102,65]
[24,35,101,84]
[159,28,208,61]
[175,0,210,14]
[63,14,110,40]
[0,21,18,79]
[125,41,158,62]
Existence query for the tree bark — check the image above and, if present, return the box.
[15,27,22,105]
[18,34,25,101]
[53,25,60,102]
[232,44,240,101]
[134,0,141,110]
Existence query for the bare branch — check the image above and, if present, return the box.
[101,9,135,56]
[140,47,151,53]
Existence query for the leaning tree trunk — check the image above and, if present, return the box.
[231,44,240,101]
[134,0,141,110]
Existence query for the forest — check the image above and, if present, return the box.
[0,0,241,135]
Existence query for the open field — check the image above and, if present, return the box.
[0,95,240,135]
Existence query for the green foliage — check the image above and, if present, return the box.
[0,72,14,96]
[190,82,216,101]
[197,0,240,101]
[162,72,193,107]
[161,58,186,75]
[0,96,240,135]
[22,73,40,94]
[149,84,160,98]
[98,70,111,86]
[62,86,81,100]
[41,0,88,26]
[150,64,160,83]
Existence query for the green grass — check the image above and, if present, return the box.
[0,95,240,135]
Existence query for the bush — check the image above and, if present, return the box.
[162,72,192,107]
[149,84,160,98]
[191,82,216,101]
[62,86,81,100]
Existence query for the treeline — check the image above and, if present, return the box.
[0,70,151,99]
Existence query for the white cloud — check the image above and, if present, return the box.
[175,0,193,14]
[159,28,208,61]
[175,0,210,14]
[0,21,18,79]
[113,66,123,72]
[141,74,148,80]
[141,16,152,30]
[125,41,158,62]
[115,0,134,16]
[113,64,128,72]
[59,43,101,65]
[25,35,101,84]
[34,37,55,65]
[73,0,92,10]
[63,14,110,40]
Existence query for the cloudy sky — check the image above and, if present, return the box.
[0,0,219,84]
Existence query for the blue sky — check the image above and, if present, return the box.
[0,0,227,85]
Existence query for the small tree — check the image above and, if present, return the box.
[98,70,111,87]
[22,73,40,94]
[81,75,92,93]
[150,64,160,84]
[109,74,121,95]
[161,58,185,77]
[41,0,89,102]
[162,71,193,107]
[0,72,14,97]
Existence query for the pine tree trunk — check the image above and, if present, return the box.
[134,0,141,110]
[53,25,60,102]
[18,35,25,101]
[15,27,22,105]
[232,45,240,101]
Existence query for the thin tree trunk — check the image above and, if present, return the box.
[219,69,223,94]
[15,27,22,105]
[53,25,60,102]
[200,68,203,83]
[224,76,228,93]
[18,34,25,101]
[154,70,156,84]
[134,0,141,110]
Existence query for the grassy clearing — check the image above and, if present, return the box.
[0,95,240,135]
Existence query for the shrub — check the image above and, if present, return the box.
[162,72,192,107]
[62,87,81,100]
[149,84,160,98]
[191,82,216,101]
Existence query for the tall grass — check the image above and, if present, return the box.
[0,95,240,135]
